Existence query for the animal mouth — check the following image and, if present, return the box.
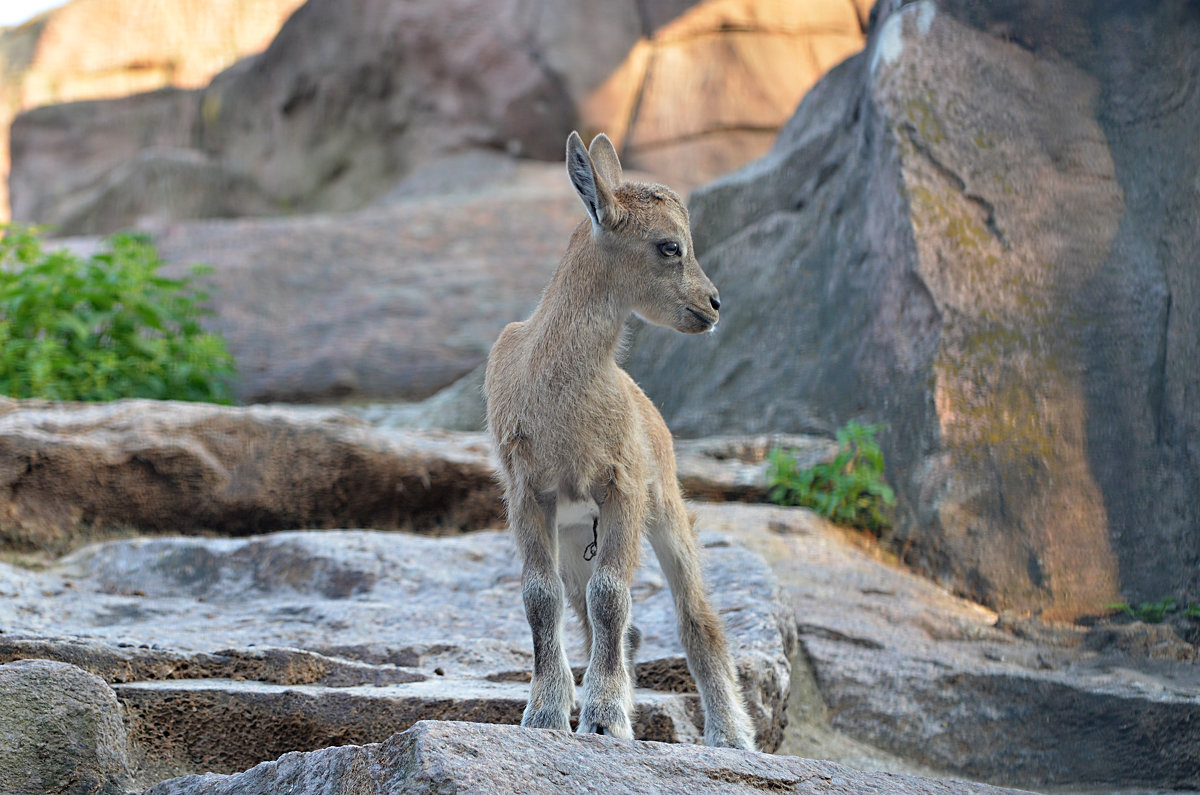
[685,306,718,330]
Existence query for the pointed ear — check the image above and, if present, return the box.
[566,131,621,231]
[588,133,623,189]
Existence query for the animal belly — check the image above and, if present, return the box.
[557,498,599,560]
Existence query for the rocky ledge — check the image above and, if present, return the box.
[144,719,1031,795]
[0,523,795,786]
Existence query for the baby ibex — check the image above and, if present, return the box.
[484,131,756,750]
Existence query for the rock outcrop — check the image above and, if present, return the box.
[716,503,1200,792]
[0,0,304,220]
[0,397,808,551]
[0,398,503,551]
[626,0,1200,620]
[0,521,796,781]
[0,658,133,795]
[141,719,1031,795]
[10,0,868,234]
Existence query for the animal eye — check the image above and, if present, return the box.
[657,241,680,257]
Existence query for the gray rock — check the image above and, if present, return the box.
[0,658,132,795]
[626,1,1200,619]
[141,719,1032,795]
[10,1,869,234]
[147,159,582,403]
[0,523,795,777]
[0,398,503,551]
[708,503,1200,791]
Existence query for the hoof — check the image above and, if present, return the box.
[577,703,633,740]
[522,707,571,731]
[706,726,757,752]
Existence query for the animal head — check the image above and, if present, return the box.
[566,131,721,334]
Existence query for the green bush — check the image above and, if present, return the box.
[0,225,235,403]
[767,421,896,533]
[1105,597,1200,623]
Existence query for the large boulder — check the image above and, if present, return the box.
[626,1,1200,619]
[140,719,1030,795]
[0,658,133,795]
[0,523,796,779]
[0,0,305,221]
[10,0,868,234]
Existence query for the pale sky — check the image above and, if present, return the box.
[0,1,67,28]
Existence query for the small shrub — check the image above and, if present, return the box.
[767,420,896,533]
[1106,597,1200,623]
[0,225,235,403]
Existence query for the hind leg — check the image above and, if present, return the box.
[648,496,756,750]
[561,517,641,684]
[511,487,574,731]
[575,485,644,739]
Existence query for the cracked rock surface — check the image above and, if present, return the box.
[626,0,1200,623]
[711,503,1200,792]
[0,523,795,785]
[142,719,1032,795]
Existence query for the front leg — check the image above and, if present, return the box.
[513,488,575,730]
[578,483,643,740]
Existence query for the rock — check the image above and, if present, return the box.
[349,365,491,432]
[673,434,837,502]
[711,503,1200,791]
[583,0,867,191]
[44,156,583,404]
[0,523,795,778]
[626,1,1200,619]
[0,0,304,220]
[0,398,503,551]
[11,0,868,234]
[141,719,1031,795]
[0,658,133,795]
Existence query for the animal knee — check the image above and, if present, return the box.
[522,573,563,632]
[586,570,631,632]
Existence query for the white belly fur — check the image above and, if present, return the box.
[557,498,599,562]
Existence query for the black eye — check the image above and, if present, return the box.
[657,241,680,257]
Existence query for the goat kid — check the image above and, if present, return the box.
[484,131,756,750]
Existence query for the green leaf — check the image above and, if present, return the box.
[0,224,237,404]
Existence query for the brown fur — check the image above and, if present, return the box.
[484,132,755,749]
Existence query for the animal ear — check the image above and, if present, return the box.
[588,133,623,189]
[566,131,621,231]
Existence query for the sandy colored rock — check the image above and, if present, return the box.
[0,398,503,551]
[627,0,1200,619]
[0,0,304,220]
[11,0,867,232]
[141,719,1033,795]
[0,658,133,795]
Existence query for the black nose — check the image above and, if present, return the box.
[710,294,721,311]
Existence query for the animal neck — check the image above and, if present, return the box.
[526,224,629,380]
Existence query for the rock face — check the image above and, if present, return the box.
[0,522,796,780]
[0,658,133,795]
[0,398,503,551]
[147,156,583,403]
[10,0,868,234]
[141,719,1031,795]
[716,503,1200,791]
[0,395,833,553]
[0,0,304,220]
[627,1,1200,619]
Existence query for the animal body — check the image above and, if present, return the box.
[483,131,756,750]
